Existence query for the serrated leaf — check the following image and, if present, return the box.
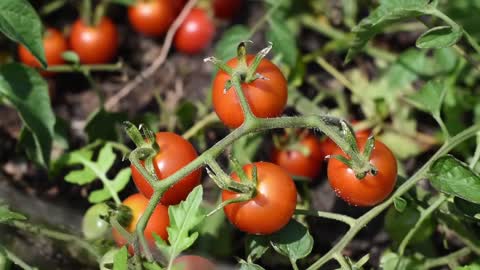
[214,25,250,61]
[65,166,97,185]
[379,132,422,159]
[0,204,26,223]
[155,186,205,260]
[266,16,298,66]
[430,155,480,204]
[346,0,432,62]
[239,262,266,270]
[0,64,55,167]
[113,247,128,270]
[88,168,131,203]
[0,0,46,67]
[98,144,116,172]
[416,26,463,49]
[246,235,269,263]
[269,219,313,262]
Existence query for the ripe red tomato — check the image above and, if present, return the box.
[212,55,288,128]
[327,137,397,206]
[131,132,201,205]
[174,8,215,54]
[69,17,119,64]
[222,162,297,234]
[112,193,169,249]
[18,28,68,76]
[271,133,324,179]
[171,0,186,14]
[173,255,216,270]
[128,0,175,36]
[213,0,242,20]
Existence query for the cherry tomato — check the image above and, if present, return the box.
[213,0,242,20]
[18,28,68,76]
[212,55,288,128]
[173,255,216,270]
[327,137,397,206]
[222,162,297,234]
[174,8,215,54]
[131,132,202,205]
[321,121,371,157]
[69,17,119,64]
[82,203,110,240]
[128,0,175,36]
[271,133,324,179]
[112,193,169,249]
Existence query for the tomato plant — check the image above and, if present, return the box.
[222,162,297,234]
[82,203,110,240]
[112,193,169,249]
[174,8,215,54]
[69,17,119,64]
[327,137,397,206]
[212,55,288,128]
[128,0,175,37]
[18,28,67,75]
[271,132,324,179]
[130,132,201,205]
[173,255,216,270]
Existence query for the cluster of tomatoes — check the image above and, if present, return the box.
[18,0,242,71]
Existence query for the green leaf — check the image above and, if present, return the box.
[346,0,433,62]
[246,235,269,263]
[385,205,435,245]
[429,155,480,204]
[269,219,313,262]
[266,15,298,66]
[393,196,407,212]
[379,251,422,270]
[379,132,423,160]
[143,262,163,270]
[416,26,463,49]
[64,150,97,184]
[0,246,11,270]
[113,247,128,270]
[85,108,125,142]
[155,186,205,260]
[453,197,480,220]
[0,64,55,167]
[239,261,266,270]
[62,51,80,64]
[214,25,250,61]
[0,0,46,67]
[0,204,26,223]
[175,101,198,130]
[97,144,116,172]
[457,263,480,270]
[88,168,131,203]
[406,80,446,115]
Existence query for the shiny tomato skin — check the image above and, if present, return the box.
[327,137,397,207]
[212,55,288,128]
[173,255,216,270]
[18,28,68,76]
[128,0,175,36]
[213,0,242,19]
[171,0,186,14]
[69,17,119,64]
[112,193,169,249]
[271,134,324,179]
[131,132,201,205]
[174,8,215,54]
[222,162,297,235]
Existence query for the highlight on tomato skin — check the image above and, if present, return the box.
[327,137,398,207]
[174,8,216,54]
[271,133,325,179]
[111,193,169,253]
[212,55,288,128]
[130,132,202,205]
[69,17,119,64]
[128,0,175,37]
[222,162,297,235]
[18,28,68,76]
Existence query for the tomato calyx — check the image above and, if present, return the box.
[327,121,378,179]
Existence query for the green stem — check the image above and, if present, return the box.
[129,147,159,188]
[94,0,109,26]
[248,2,282,38]
[315,56,355,91]
[334,253,351,270]
[469,132,480,169]
[45,62,123,73]
[463,30,480,55]
[423,247,471,269]
[290,258,300,270]
[135,191,163,261]
[4,248,38,270]
[40,0,68,16]
[81,0,92,26]
[295,209,356,227]
[182,112,219,140]
[10,220,100,261]
[231,77,257,126]
[305,123,480,270]
[433,114,450,141]
[398,194,447,255]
